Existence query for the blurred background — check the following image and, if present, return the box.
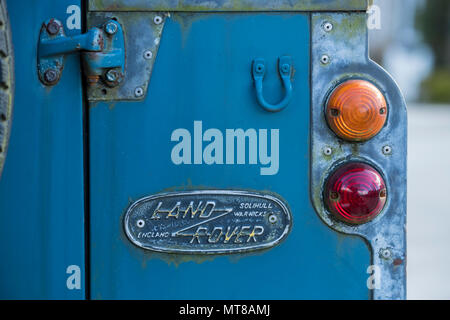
[369,0,450,299]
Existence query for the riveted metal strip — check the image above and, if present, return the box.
[310,13,407,300]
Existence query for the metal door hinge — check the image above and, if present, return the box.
[37,18,125,91]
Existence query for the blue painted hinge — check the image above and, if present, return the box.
[37,19,125,88]
[252,56,293,112]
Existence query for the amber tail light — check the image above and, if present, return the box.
[326,79,387,142]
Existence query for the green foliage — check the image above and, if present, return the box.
[421,70,450,103]
[416,0,450,102]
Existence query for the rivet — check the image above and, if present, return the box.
[135,87,144,97]
[154,16,163,25]
[143,50,153,60]
[323,22,333,32]
[380,248,392,259]
[323,147,333,156]
[268,214,278,224]
[382,145,392,155]
[320,55,330,65]
[136,219,145,228]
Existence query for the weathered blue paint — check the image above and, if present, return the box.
[89,0,370,12]
[0,0,85,299]
[89,13,370,299]
[39,26,102,58]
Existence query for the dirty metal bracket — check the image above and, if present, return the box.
[87,12,166,101]
[37,19,125,90]
[310,13,407,300]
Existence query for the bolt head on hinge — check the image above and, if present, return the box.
[43,68,60,85]
[104,21,118,35]
[104,69,123,87]
[46,19,62,35]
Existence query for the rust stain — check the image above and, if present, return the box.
[393,258,403,266]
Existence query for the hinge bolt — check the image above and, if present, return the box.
[104,69,122,87]
[104,21,118,36]
[46,20,61,35]
[105,69,118,82]
[43,68,60,85]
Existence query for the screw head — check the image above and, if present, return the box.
[330,108,340,117]
[143,50,153,60]
[154,16,163,25]
[104,21,118,35]
[46,20,61,35]
[380,248,392,259]
[104,69,122,87]
[323,22,333,32]
[268,214,278,224]
[135,87,144,97]
[320,55,330,65]
[105,70,118,82]
[43,68,60,84]
[329,191,339,201]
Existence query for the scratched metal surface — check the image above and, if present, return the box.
[88,12,370,299]
[89,0,370,12]
[0,0,85,299]
[310,13,407,299]
[87,12,165,101]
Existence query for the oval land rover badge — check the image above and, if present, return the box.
[124,190,292,254]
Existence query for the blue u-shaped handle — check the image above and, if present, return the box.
[252,56,293,112]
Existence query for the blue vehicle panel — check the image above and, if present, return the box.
[0,0,85,299]
[88,13,371,299]
[0,0,407,300]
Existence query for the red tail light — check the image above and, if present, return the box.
[325,162,386,224]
